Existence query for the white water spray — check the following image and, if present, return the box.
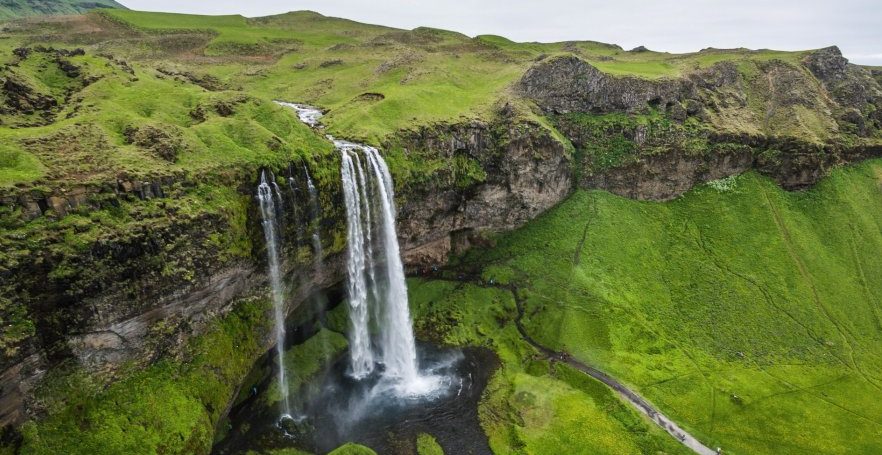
[257,170,292,417]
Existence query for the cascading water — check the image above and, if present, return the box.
[341,150,376,378]
[338,138,425,391]
[305,167,323,260]
[362,147,419,385]
[278,101,437,395]
[257,170,292,418]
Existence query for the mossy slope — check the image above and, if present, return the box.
[431,159,882,454]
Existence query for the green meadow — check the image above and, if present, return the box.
[408,160,882,454]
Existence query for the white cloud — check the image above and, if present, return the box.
[119,0,882,65]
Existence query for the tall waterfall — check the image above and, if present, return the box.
[341,150,376,378]
[364,148,418,383]
[257,170,291,417]
[339,140,419,386]
[276,101,427,392]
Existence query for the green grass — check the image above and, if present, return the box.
[0,0,124,21]
[408,280,690,454]
[327,443,377,455]
[14,296,272,455]
[435,159,882,454]
[416,433,444,455]
[0,143,44,186]
[263,328,348,408]
[0,45,335,188]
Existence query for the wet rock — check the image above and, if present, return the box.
[393,120,571,268]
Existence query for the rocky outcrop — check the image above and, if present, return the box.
[803,46,882,134]
[389,120,572,268]
[520,48,882,140]
[522,49,882,201]
[518,55,689,114]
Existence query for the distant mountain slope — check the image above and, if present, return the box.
[0,0,126,20]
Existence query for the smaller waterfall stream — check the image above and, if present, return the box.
[257,170,292,419]
[305,167,323,260]
[341,150,376,378]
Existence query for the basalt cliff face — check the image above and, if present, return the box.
[519,46,882,200]
[391,120,572,268]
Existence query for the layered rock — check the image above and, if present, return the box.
[522,48,882,200]
[390,120,572,268]
[0,116,571,428]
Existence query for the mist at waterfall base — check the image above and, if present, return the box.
[210,103,495,454]
[213,335,496,455]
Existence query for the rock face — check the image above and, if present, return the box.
[391,121,572,268]
[518,55,688,114]
[521,49,882,201]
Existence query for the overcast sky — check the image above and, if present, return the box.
[120,0,882,65]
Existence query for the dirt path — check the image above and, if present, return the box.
[508,287,719,455]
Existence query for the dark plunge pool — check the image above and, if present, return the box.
[213,342,498,455]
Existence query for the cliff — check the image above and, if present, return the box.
[0,9,881,452]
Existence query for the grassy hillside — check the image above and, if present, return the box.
[56,10,816,143]
[408,281,692,454]
[0,46,333,188]
[412,159,882,454]
[0,0,125,20]
[0,9,872,186]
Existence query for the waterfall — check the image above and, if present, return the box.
[341,150,375,378]
[339,139,419,386]
[363,147,418,384]
[276,101,427,393]
[305,166,323,260]
[257,170,292,417]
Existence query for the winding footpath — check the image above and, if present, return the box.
[508,286,718,455]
